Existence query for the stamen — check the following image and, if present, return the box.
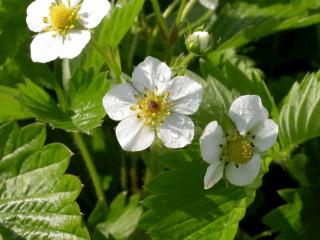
[48,2,80,35]
[130,88,172,128]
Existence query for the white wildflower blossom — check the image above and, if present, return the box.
[200,95,278,189]
[103,56,203,152]
[26,0,110,63]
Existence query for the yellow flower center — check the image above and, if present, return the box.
[227,136,253,165]
[131,88,172,128]
[44,1,80,35]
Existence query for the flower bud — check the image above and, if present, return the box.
[199,0,219,10]
[186,31,211,55]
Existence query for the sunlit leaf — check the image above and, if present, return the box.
[0,122,89,240]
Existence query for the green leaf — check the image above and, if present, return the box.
[263,188,320,240]
[98,0,145,48]
[0,86,33,123]
[279,72,320,152]
[211,0,320,51]
[140,144,269,240]
[0,0,29,64]
[200,55,278,118]
[0,122,89,240]
[94,192,143,240]
[196,75,237,129]
[18,70,110,132]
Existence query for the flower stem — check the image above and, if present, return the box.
[92,40,122,83]
[150,0,169,41]
[73,133,106,205]
[62,59,71,90]
[175,0,187,26]
[181,0,197,23]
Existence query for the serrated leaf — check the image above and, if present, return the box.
[0,86,33,123]
[279,72,320,152]
[0,122,89,240]
[18,70,110,133]
[140,144,268,240]
[211,0,320,51]
[94,192,143,240]
[263,188,320,240]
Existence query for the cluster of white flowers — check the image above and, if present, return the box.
[26,0,278,188]
[26,0,110,63]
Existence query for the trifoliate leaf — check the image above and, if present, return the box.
[18,70,110,133]
[94,192,143,240]
[0,122,89,240]
[279,72,320,152]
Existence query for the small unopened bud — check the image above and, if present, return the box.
[186,31,211,55]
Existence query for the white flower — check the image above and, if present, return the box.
[186,31,211,55]
[103,56,203,152]
[200,95,278,189]
[26,0,110,63]
[199,0,219,10]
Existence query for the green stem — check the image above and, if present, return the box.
[73,133,106,204]
[179,10,212,36]
[151,0,169,40]
[62,59,71,90]
[92,41,122,83]
[181,0,197,23]
[175,0,187,26]
[181,53,196,67]
[163,0,180,18]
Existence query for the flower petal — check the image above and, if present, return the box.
[116,117,155,152]
[158,113,194,149]
[252,119,278,151]
[59,30,91,59]
[78,0,111,29]
[204,162,224,189]
[167,76,203,115]
[26,0,51,32]
[132,56,171,94]
[199,121,225,164]
[229,95,268,135]
[103,83,138,121]
[30,32,63,63]
[62,0,81,7]
[225,154,261,186]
